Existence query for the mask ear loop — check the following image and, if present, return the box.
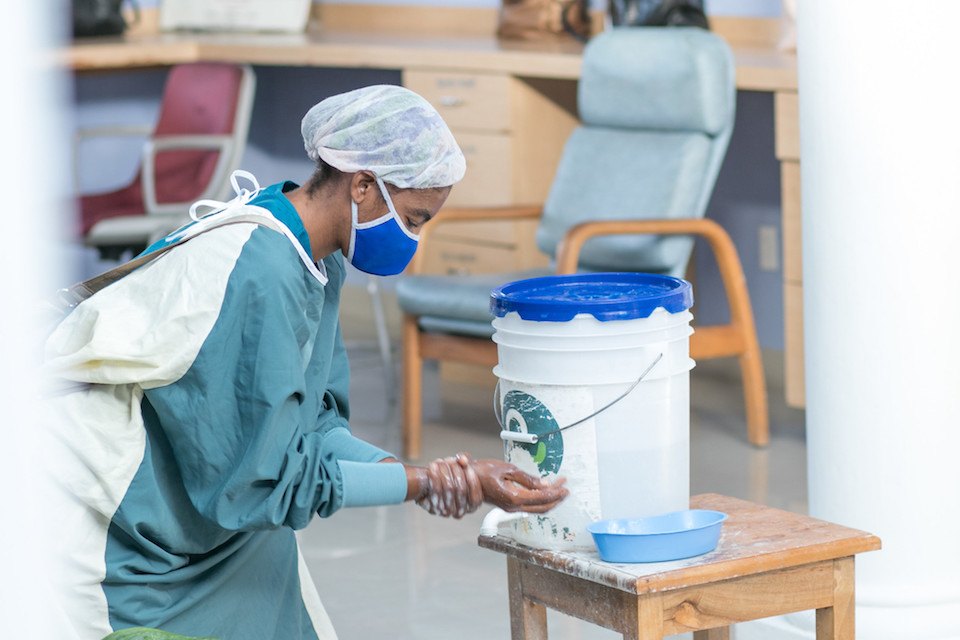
[373,175,418,241]
[346,199,360,262]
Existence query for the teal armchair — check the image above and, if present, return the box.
[397,28,767,458]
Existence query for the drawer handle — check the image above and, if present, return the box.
[436,78,476,89]
[439,95,465,108]
[441,252,477,262]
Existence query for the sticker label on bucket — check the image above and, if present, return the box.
[502,390,564,476]
[500,382,601,550]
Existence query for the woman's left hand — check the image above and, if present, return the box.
[415,453,484,518]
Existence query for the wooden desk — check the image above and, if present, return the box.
[63,9,806,406]
[479,494,880,639]
[62,26,796,91]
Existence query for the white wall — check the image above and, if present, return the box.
[740,2,960,638]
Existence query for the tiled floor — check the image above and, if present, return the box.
[299,335,807,640]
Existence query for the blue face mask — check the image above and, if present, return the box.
[347,176,419,276]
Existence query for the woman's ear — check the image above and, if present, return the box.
[350,171,378,205]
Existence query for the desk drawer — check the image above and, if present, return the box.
[775,91,800,161]
[785,281,806,408]
[420,237,520,276]
[421,221,548,275]
[782,160,802,282]
[432,217,539,246]
[445,131,513,207]
[404,70,512,132]
[432,219,522,245]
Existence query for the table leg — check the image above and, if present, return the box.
[622,594,663,640]
[816,557,855,640]
[693,629,731,640]
[508,557,548,640]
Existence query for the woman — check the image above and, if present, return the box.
[45,85,567,640]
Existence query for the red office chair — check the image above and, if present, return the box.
[77,63,256,257]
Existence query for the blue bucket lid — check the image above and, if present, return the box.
[490,273,693,322]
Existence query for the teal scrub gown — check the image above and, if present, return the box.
[44,182,406,640]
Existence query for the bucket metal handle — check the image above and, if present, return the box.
[494,352,663,444]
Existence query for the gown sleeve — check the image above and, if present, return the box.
[141,230,407,531]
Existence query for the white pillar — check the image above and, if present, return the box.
[0,1,71,635]
[740,2,960,639]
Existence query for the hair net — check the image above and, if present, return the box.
[301,85,466,189]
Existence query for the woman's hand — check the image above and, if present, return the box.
[414,453,484,519]
[470,459,568,514]
[406,455,568,518]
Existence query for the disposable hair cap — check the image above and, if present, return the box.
[301,85,466,189]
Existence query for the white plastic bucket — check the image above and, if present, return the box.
[491,273,694,551]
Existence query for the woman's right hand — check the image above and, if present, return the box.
[471,459,568,513]
[409,455,567,517]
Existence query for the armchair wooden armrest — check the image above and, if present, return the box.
[409,205,542,275]
[555,216,748,329]
[556,218,736,275]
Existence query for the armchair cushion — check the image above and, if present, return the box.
[397,269,550,334]
[418,317,496,338]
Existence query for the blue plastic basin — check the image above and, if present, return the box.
[586,510,727,563]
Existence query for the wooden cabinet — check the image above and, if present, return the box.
[404,70,512,132]
[781,159,802,282]
[421,218,544,276]
[403,70,578,276]
[784,279,805,407]
[776,90,805,407]
[774,91,800,161]
[443,131,514,207]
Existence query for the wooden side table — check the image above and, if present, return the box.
[478,494,881,640]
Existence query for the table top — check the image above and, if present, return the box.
[478,493,881,595]
[61,28,797,92]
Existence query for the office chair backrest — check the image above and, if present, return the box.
[536,28,735,275]
[152,63,255,205]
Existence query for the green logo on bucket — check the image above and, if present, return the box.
[503,390,564,476]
